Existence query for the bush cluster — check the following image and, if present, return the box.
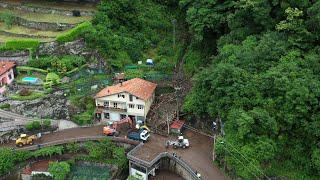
[19,89,31,96]
[25,121,41,131]
[25,120,51,131]
[56,22,92,43]
[0,39,40,50]
[28,55,86,75]
[0,10,14,29]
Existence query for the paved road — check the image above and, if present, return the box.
[134,130,227,180]
[0,109,74,131]
[0,125,227,180]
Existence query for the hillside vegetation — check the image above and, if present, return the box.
[180,0,320,179]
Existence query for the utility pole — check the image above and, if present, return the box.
[175,87,181,121]
[172,19,177,50]
[213,135,216,162]
[167,114,170,135]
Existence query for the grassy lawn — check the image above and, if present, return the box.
[0,8,92,24]
[2,0,97,11]
[0,34,55,42]
[10,90,46,100]
[0,22,67,37]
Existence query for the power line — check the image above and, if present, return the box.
[220,142,261,180]
[170,120,270,179]
[148,107,269,178]
[222,139,271,180]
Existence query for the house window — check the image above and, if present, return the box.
[104,101,109,107]
[120,114,126,119]
[8,73,12,80]
[113,102,118,108]
[137,105,144,110]
[136,97,139,100]
[129,104,135,109]
[129,95,133,102]
[104,113,110,119]
[118,94,125,98]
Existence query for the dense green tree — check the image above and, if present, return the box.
[48,161,70,180]
[0,148,15,174]
[182,1,320,178]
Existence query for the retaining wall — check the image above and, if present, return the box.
[0,2,95,16]
[0,30,53,38]
[14,17,77,31]
[0,50,29,65]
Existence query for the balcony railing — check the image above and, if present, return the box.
[97,106,127,112]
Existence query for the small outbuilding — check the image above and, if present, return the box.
[170,120,185,134]
[146,59,154,65]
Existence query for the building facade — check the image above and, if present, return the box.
[0,61,16,96]
[95,78,157,123]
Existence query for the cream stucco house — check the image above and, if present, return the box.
[94,78,157,123]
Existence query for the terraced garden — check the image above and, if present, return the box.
[1,0,96,11]
[0,0,95,42]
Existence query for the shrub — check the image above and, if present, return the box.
[0,148,15,174]
[32,121,41,129]
[48,161,70,180]
[28,57,53,69]
[0,39,40,50]
[14,150,31,162]
[32,146,64,158]
[43,120,51,127]
[17,66,48,74]
[124,69,145,80]
[19,89,31,96]
[0,10,14,29]
[66,158,75,166]
[66,142,80,153]
[25,122,33,131]
[56,22,92,43]
[10,91,45,101]
[0,104,10,109]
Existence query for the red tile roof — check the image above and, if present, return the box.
[170,120,185,129]
[0,61,16,76]
[95,78,157,101]
[21,159,56,175]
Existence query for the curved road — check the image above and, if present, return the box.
[0,124,227,180]
[0,109,60,131]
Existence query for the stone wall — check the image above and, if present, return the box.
[0,30,53,39]
[0,50,29,65]
[0,2,95,17]
[9,91,70,120]
[39,38,88,55]
[14,17,77,31]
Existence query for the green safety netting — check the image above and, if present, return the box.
[69,165,112,180]
[145,74,173,80]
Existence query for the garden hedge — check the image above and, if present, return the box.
[17,66,48,74]
[56,22,92,43]
[0,39,40,50]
